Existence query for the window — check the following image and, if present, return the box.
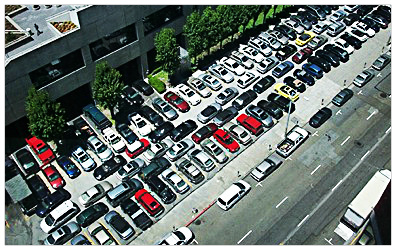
[89,23,137,61]
[29,49,84,89]
[143,6,183,35]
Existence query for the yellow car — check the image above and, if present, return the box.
[274,83,300,102]
[295,31,315,46]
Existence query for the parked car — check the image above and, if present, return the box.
[348,27,369,42]
[290,14,313,30]
[253,75,276,94]
[43,165,65,189]
[275,44,297,61]
[170,120,198,142]
[223,122,252,145]
[239,44,265,63]
[40,200,80,233]
[219,56,246,76]
[145,176,176,204]
[267,29,289,45]
[256,56,279,74]
[106,179,143,207]
[156,227,195,245]
[128,112,153,136]
[284,76,306,93]
[187,78,212,98]
[293,68,316,86]
[197,73,222,91]
[312,21,329,34]
[274,24,297,40]
[120,198,153,231]
[340,32,362,50]
[125,139,150,159]
[188,149,215,172]
[232,90,258,110]
[86,135,113,162]
[315,49,341,67]
[267,93,296,113]
[237,72,259,89]
[148,121,175,143]
[15,148,40,176]
[213,106,239,126]
[217,180,251,210]
[175,158,205,184]
[236,114,264,135]
[164,91,190,113]
[121,85,144,106]
[191,123,218,144]
[332,88,354,107]
[166,139,195,162]
[246,104,274,127]
[88,221,117,245]
[36,188,70,218]
[303,62,325,79]
[208,64,234,83]
[292,47,313,64]
[323,44,349,63]
[343,13,360,26]
[201,138,228,164]
[116,158,146,181]
[71,234,92,245]
[274,83,300,102]
[73,117,95,140]
[256,100,284,120]
[115,123,138,144]
[295,31,315,46]
[175,84,201,106]
[102,127,127,153]
[93,155,127,181]
[258,32,282,50]
[133,80,154,96]
[197,103,222,124]
[142,139,173,162]
[309,107,333,128]
[306,5,327,20]
[134,189,164,217]
[372,54,391,70]
[365,14,389,29]
[250,155,283,181]
[230,50,255,69]
[25,136,55,166]
[327,21,346,36]
[161,168,190,194]
[104,210,135,240]
[139,105,165,127]
[284,19,304,34]
[353,22,376,37]
[330,9,348,22]
[272,61,294,78]
[307,35,328,50]
[152,97,179,121]
[44,221,81,245]
[213,129,240,153]
[78,181,113,207]
[215,87,239,106]
[353,69,375,87]
[26,174,50,200]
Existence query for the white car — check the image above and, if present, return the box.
[236,72,259,89]
[348,27,368,42]
[258,32,282,50]
[71,146,96,171]
[143,139,174,162]
[128,112,153,136]
[102,127,126,153]
[230,50,254,69]
[197,73,222,91]
[187,78,211,97]
[284,19,304,34]
[40,200,80,233]
[208,64,234,83]
[157,227,194,245]
[223,122,252,145]
[333,38,354,54]
[354,22,375,37]
[217,180,251,210]
[88,221,117,245]
[175,84,201,106]
[78,181,113,207]
[256,56,279,74]
[248,37,272,56]
[86,136,113,162]
[239,44,265,63]
[161,168,190,194]
[219,57,246,76]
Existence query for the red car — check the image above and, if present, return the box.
[292,48,313,64]
[135,189,164,217]
[191,123,218,144]
[213,129,240,153]
[43,165,65,189]
[125,138,150,158]
[236,114,264,135]
[25,136,55,166]
[164,91,190,113]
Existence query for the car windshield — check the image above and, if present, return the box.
[174,231,186,241]
[97,144,107,153]
[356,75,365,81]
[38,145,49,154]
[174,97,184,105]
[205,159,213,165]
[213,147,222,155]
[162,104,171,112]
[223,135,234,145]
[45,214,55,226]
[110,136,121,144]
[220,69,228,76]
[240,131,248,138]
[79,153,88,162]
[137,120,146,128]
[64,163,75,171]
[202,106,216,116]
[300,34,310,40]
[250,49,258,56]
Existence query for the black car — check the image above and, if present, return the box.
[319,5,333,15]
[93,155,127,181]
[148,121,175,143]
[307,56,331,73]
[73,117,95,140]
[133,80,154,96]
[26,175,50,200]
[15,149,40,176]
[284,76,306,93]
[293,69,316,86]
[18,194,38,216]
[140,105,164,127]
[267,93,296,113]
[253,75,275,94]
[145,175,176,204]
[323,44,349,63]
[332,88,354,107]
[120,198,153,231]
[176,159,205,184]
[104,211,135,240]
[309,107,332,128]
[377,5,391,15]
[232,90,258,110]
[191,123,218,144]
[340,33,362,50]
[298,10,319,24]
[5,156,21,181]
[371,9,391,23]
[170,120,198,142]
[256,100,283,120]
[76,202,109,228]
[361,18,380,33]
[122,85,144,106]
[275,44,297,61]
[213,106,239,126]
[57,126,85,155]
[116,123,138,144]
[356,5,375,18]
[35,188,71,217]
[343,13,360,26]
[315,50,340,67]
[365,14,389,29]
[274,25,297,40]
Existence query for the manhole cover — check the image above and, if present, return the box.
[354,140,363,148]
[194,219,201,225]
[379,92,388,98]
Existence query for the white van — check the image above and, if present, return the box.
[40,200,80,233]
[217,180,251,210]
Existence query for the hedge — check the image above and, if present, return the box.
[148,75,166,94]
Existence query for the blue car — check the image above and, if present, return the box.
[71,234,91,245]
[293,69,316,86]
[57,155,81,178]
[35,188,70,217]
[272,61,294,78]
[302,63,324,79]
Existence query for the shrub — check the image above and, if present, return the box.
[148,76,166,94]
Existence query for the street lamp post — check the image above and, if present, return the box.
[284,99,292,139]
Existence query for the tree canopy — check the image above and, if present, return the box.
[154,28,180,75]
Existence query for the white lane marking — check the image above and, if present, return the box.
[286,157,293,161]
[332,180,343,192]
[366,112,376,120]
[237,230,252,244]
[297,215,310,228]
[385,126,391,134]
[192,239,199,244]
[340,136,351,146]
[310,165,322,175]
[377,72,382,77]
[276,197,288,208]
[324,238,333,245]
[361,150,370,161]
[256,182,262,187]
[304,96,309,101]
[312,131,319,136]
[357,90,363,95]
[336,110,342,116]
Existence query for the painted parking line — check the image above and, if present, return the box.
[340,136,351,146]
[310,165,321,175]
[324,237,334,245]
[297,215,309,228]
[366,112,376,120]
[237,230,252,244]
[385,126,391,134]
[361,150,370,161]
[331,180,343,192]
[276,196,288,208]
[256,182,262,187]
[312,131,319,137]
[336,110,342,116]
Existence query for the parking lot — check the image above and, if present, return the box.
[5,5,391,245]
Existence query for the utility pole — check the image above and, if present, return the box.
[284,100,292,139]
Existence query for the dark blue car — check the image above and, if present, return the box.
[272,61,294,78]
[293,69,316,86]
[57,156,81,178]
[35,188,70,217]
[302,63,324,79]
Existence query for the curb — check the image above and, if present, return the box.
[185,200,217,227]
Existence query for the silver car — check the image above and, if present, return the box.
[248,37,272,56]
[330,10,347,23]
[152,97,178,121]
[201,138,228,164]
[250,155,283,182]
[284,19,304,34]
[166,139,195,162]
[256,56,279,74]
[230,50,254,69]
[142,138,174,162]
[239,44,265,63]
[197,103,222,124]
[208,64,234,83]
[161,168,190,194]
[187,78,212,98]
[78,181,114,207]
[307,35,328,50]
[258,32,282,50]
[246,104,274,128]
[267,30,289,45]
[215,87,239,106]
[44,221,81,245]
[223,122,252,145]
[313,22,329,34]
[219,56,246,76]
[372,54,391,71]
[175,157,205,184]
[87,136,113,162]
[353,69,375,87]
[188,148,215,172]
[198,73,222,90]
[115,158,146,180]
[236,72,259,89]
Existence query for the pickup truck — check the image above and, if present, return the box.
[25,136,55,166]
[276,126,309,158]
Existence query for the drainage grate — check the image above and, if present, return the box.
[379,92,388,98]
[194,219,201,225]
[354,140,363,148]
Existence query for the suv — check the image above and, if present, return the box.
[106,179,143,207]
[25,136,55,166]
[82,104,112,130]
[40,200,80,233]
[86,136,113,162]
[236,114,264,136]
[135,189,165,217]
[145,175,176,204]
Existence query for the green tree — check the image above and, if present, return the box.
[215,5,233,48]
[154,28,180,76]
[25,87,66,142]
[201,6,220,54]
[92,61,125,117]
[183,10,205,64]
[228,5,243,41]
